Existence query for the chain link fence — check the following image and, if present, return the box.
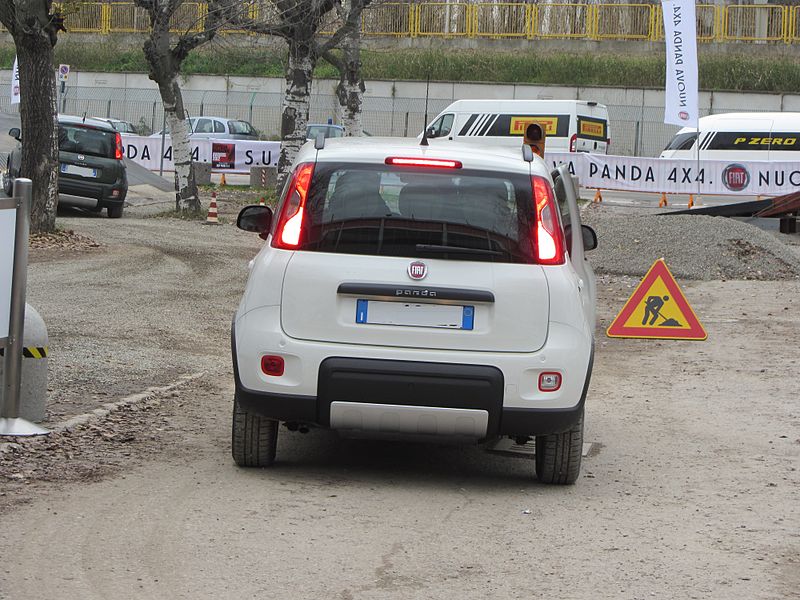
[1,82,794,157]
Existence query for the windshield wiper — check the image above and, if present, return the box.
[415,244,504,256]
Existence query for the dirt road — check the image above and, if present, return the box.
[1,207,798,599]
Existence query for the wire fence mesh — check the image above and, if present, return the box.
[1,82,794,157]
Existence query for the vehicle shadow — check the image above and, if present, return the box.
[250,428,544,490]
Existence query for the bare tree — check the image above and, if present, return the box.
[238,0,372,187]
[322,0,365,137]
[0,0,64,233]
[134,0,233,212]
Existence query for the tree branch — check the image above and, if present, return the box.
[318,0,370,54]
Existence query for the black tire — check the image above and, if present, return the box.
[3,171,13,196]
[535,410,584,485]
[231,396,278,467]
[107,204,124,219]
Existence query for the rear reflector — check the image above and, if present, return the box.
[261,355,285,377]
[538,372,562,392]
[385,157,462,169]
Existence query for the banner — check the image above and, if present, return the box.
[545,152,800,196]
[121,135,280,174]
[662,0,698,128]
[10,56,20,105]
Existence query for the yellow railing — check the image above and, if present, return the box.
[48,2,800,44]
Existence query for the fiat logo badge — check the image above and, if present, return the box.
[77,154,85,161]
[408,261,427,280]
[722,163,750,192]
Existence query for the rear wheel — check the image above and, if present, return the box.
[107,204,124,219]
[535,410,584,484]
[231,396,278,467]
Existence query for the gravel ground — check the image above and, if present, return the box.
[582,204,800,281]
[1,201,798,598]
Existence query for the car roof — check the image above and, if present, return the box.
[298,137,544,176]
[442,99,608,112]
[675,112,800,134]
[58,114,117,131]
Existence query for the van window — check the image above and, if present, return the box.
[195,118,213,134]
[214,120,226,133]
[428,114,454,138]
[458,114,571,138]
[664,132,697,151]
[705,132,800,151]
[298,163,536,264]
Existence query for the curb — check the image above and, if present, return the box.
[0,372,206,454]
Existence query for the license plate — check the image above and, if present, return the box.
[60,164,97,178]
[355,300,474,330]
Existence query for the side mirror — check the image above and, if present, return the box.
[426,127,437,139]
[237,205,273,239]
[581,225,598,251]
[9,128,20,141]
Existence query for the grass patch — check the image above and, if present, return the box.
[1,42,797,93]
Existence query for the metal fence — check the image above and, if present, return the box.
[40,2,800,44]
[2,83,793,158]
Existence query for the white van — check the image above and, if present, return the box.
[660,112,800,161]
[421,99,611,154]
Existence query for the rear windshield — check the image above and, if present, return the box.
[297,163,536,264]
[307,125,344,139]
[59,124,116,158]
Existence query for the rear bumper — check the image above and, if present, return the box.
[232,313,593,438]
[59,175,127,205]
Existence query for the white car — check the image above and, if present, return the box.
[231,138,597,484]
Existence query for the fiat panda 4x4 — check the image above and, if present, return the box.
[232,138,597,484]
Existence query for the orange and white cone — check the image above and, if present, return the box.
[219,173,227,186]
[206,192,220,225]
[659,192,668,208]
[259,197,266,206]
[688,194,694,208]
[593,189,603,203]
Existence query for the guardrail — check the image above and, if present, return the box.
[44,2,800,44]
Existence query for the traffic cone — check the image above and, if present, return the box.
[259,197,266,206]
[593,189,603,203]
[659,192,668,208]
[688,194,694,208]
[206,192,220,225]
[220,173,227,186]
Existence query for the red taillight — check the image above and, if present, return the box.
[532,175,565,265]
[261,355,285,377]
[385,157,462,169]
[115,132,123,160]
[569,133,577,152]
[271,162,314,249]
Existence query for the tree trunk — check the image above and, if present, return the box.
[336,16,365,137]
[14,29,58,233]
[158,77,199,212]
[277,40,316,190]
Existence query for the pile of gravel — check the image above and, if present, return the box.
[582,205,800,281]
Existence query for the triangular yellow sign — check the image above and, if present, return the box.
[607,259,707,340]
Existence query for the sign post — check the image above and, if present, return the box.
[0,178,49,436]
[58,64,70,113]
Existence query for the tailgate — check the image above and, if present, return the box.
[281,253,549,353]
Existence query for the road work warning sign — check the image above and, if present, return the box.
[607,259,707,340]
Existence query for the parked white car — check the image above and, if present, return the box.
[231,137,597,483]
[151,116,258,140]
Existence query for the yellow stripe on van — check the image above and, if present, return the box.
[509,117,559,136]
[580,121,605,138]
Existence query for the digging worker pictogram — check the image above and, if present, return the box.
[642,294,681,327]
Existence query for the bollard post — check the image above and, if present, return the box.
[0,178,49,436]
